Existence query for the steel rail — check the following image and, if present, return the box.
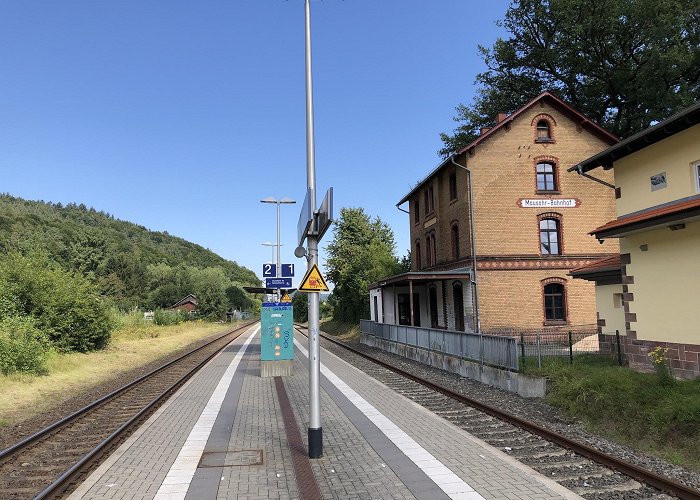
[35,321,255,499]
[1,320,255,499]
[293,325,699,500]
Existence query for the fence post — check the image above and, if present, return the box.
[615,329,623,366]
[520,334,526,369]
[568,331,574,365]
[536,332,542,369]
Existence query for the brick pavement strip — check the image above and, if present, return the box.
[293,334,582,500]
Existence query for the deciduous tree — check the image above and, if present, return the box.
[440,0,700,156]
[325,208,402,323]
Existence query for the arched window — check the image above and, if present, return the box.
[536,162,557,191]
[543,282,566,322]
[540,218,560,255]
[415,241,422,270]
[425,236,432,267]
[451,224,460,259]
[536,120,551,141]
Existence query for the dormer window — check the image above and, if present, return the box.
[532,114,556,143]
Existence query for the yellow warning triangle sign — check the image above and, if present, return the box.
[298,264,330,292]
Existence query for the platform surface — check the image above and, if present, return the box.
[70,323,581,500]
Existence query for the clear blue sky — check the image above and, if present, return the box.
[0,0,510,285]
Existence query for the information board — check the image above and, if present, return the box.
[260,303,294,361]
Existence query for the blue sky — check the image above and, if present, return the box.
[0,0,510,286]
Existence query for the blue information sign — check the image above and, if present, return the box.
[262,264,277,277]
[266,277,292,288]
[281,264,294,278]
[261,303,294,361]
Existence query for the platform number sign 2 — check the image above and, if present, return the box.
[262,264,277,278]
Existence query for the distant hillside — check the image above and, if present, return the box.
[0,194,259,310]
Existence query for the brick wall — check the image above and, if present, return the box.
[407,98,618,329]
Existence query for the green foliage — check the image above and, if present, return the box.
[292,292,309,323]
[545,364,700,467]
[325,208,403,323]
[320,299,334,320]
[440,0,700,156]
[0,252,112,352]
[0,194,260,311]
[0,316,51,375]
[153,309,189,326]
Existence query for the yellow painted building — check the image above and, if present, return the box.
[570,102,700,379]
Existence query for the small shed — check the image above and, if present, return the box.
[171,294,198,313]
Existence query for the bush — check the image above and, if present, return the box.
[0,316,51,375]
[0,252,112,352]
[153,309,189,326]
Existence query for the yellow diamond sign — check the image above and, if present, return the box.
[298,264,329,292]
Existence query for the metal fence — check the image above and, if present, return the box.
[360,320,519,371]
[511,329,625,369]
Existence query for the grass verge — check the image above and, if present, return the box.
[0,320,238,428]
[541,363,700,471]
[319,318,360,342]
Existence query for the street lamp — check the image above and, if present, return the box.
[261,241,283,264]
[262,241,283,302]
[261,197,296,301]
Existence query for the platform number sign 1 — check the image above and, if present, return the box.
[262,264,277,278]
[281,264,294,278]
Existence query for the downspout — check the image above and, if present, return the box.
[574,165,615,189]
[450,156,481,335]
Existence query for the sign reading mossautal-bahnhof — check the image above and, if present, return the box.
[261,303,294,361]
[517,198,580,208]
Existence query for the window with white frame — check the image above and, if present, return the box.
[694,161,700,192]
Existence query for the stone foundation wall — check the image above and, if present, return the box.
[360,333,546,398]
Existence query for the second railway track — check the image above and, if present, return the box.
[0,320,255,500]
[294,325,700,500]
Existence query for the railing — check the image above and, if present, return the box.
[516,330,625,370]
[360,320,519,371]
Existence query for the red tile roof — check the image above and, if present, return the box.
[569,255,621,276]
[456,91,618,156]
[591,197,700,237]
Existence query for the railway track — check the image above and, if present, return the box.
[0,321,255,500]
[295,325,699,500]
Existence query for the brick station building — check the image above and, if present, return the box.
[370,92,619,332]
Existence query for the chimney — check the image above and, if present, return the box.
[480,127,491,136]
[495,113,508,124]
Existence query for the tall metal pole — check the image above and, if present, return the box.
[305,0,322,459]
[276,202,281,302]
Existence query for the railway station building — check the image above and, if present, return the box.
[369,92,619,333]
[569,102,700,379]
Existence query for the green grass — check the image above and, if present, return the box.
[541,363,700,470]
[319,318,360,342]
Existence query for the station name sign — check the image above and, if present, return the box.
[517,198,580,208]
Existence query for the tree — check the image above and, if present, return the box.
[325,208,402,323]
[292,292,308,323]
[0,252,112,352]
[440,0,700,157]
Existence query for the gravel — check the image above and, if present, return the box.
[346,340,700,494]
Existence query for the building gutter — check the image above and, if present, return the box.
[450,155,481,335]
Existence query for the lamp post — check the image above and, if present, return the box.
[303,0,323,459]
[262,241,283,301]
[261,198,296,302]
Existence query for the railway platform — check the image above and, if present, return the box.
[70,323,580,500]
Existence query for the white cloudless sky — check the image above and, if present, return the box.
[0,0,510,285]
